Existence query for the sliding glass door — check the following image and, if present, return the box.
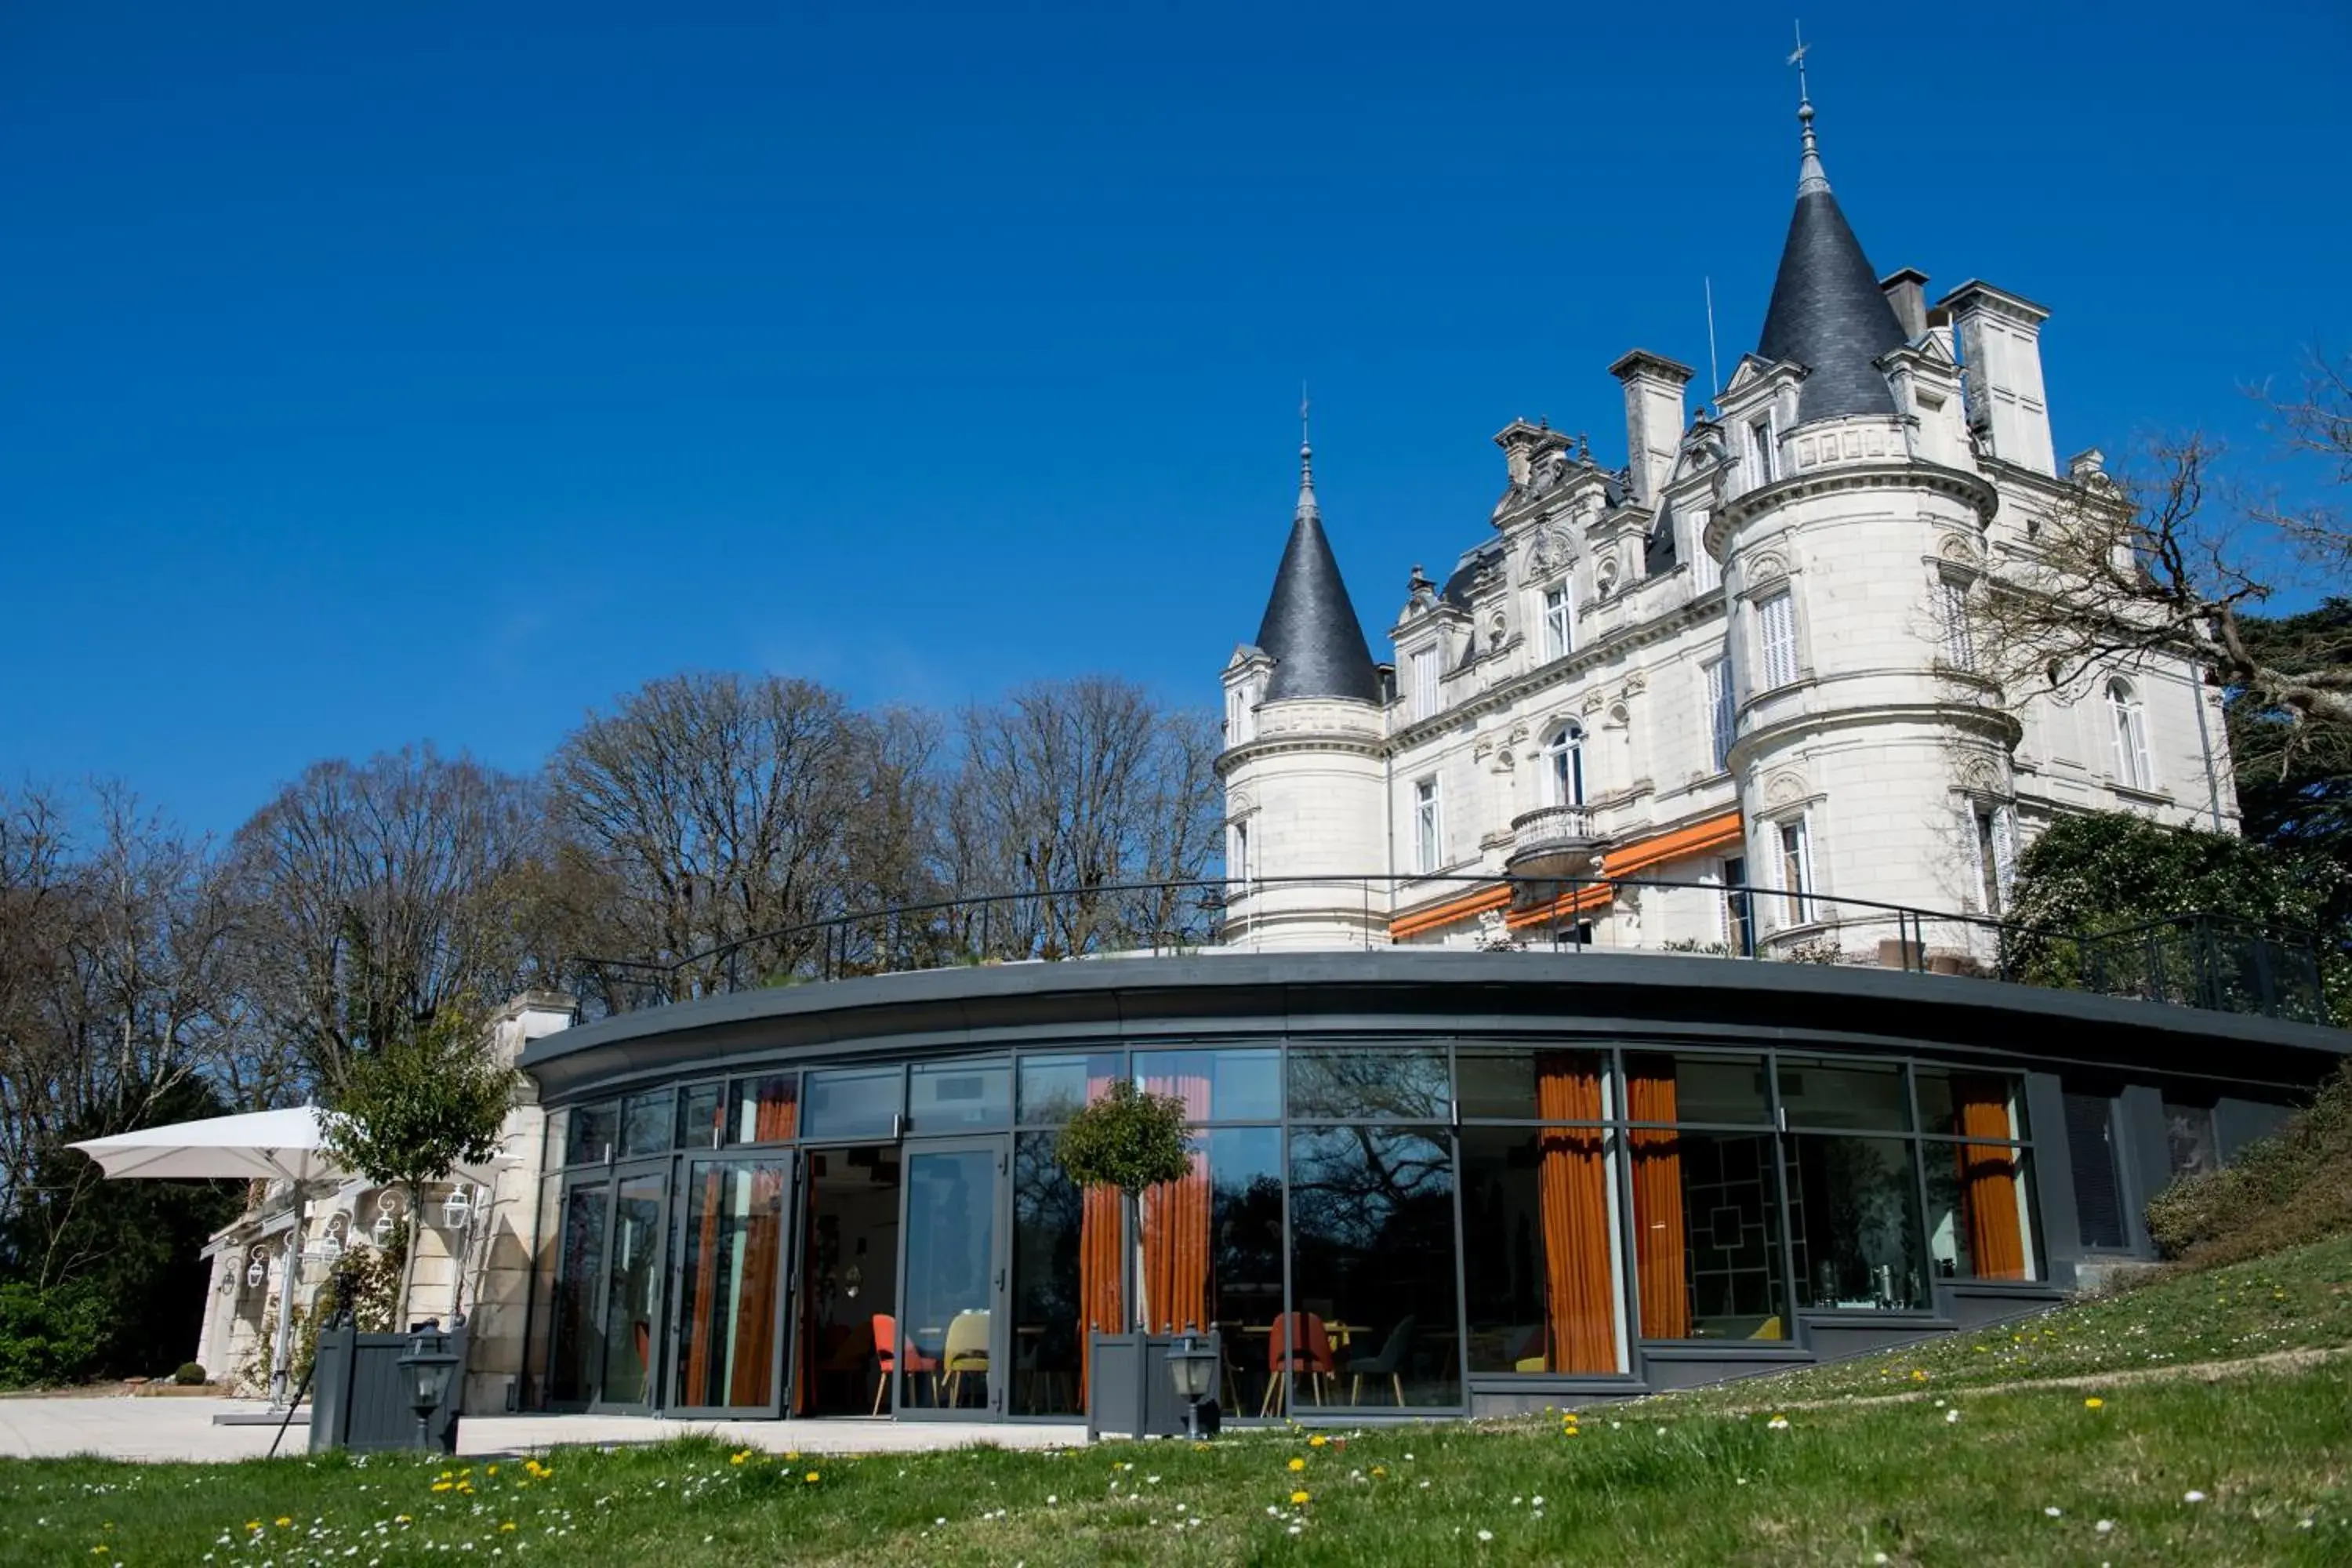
[668,1155,795,1418]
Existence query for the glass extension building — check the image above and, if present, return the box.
[515,950,2344,1422]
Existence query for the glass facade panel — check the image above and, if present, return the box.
[671,1161,788,1409]
[804,1067,902,1140]
[1009,1131,1113,1417]
[1917,1068,2028,1142]
[1778,1059,1910,1131]
[1461,1126,1622,1374]
[1018,1051,1125,1124]
[542,1107,572,1172]
[1456,1047,1609,1120]
[566,1102,618,1166]
[910,1059,1011,1133]
[2165,1103,2218,1178]
[1200,1127,1284,1417]
[548,1182,607,1403]
[729,1073,798,1144]
[601,1171,666,1403]
[1632,1128,1788,1340]
[1287,1126,1461,1408]
[1625,1051,1772,1125]
[1288,1045,1450,1120]
[902,1147,999,1410]
[1133,1047,1280,1121]
[676,1083,724,1149]
[619,1091,674,1158]
[1924,1145,2038,1283]
[1785,1134,1929,1309]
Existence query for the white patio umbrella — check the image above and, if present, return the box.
[71,1105,348,1184]
[71,1107,350,1406]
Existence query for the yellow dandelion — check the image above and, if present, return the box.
[499,1522,517,1532]
[804,1471,822,1484]
[1290,1490,1310,1505]
[486,1464,499,1476]
[2085,1396,2104,1409]
[1371,1465,1388,1478]
[1288,1457,1307,1472]
[1911,1369,1929,1382]
[275,1516,292,1527]
[430,1482,453,1494]
[245,1523,263,1533]
[731,1450,751,1465]
[1308,1435,1328,1448]
[783,1450,800,1461]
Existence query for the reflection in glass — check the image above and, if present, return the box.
[620,1091,674,1158]
[804,1067,902,1140]
[1461,1125,1622,1374]
[566,1102,617,1165]
[1288,1047,1450,1120]
[676,1083,724,1149]
[729,1073,797,1144]
[1624,1052,1771,1124]
[1917,1068,2027,1142]
[672,1162,787,1409]
[1925,1145,2037,1282]
[902,1147,997,1410]
[1455,1047,1608,1120]
[548,1183,607,1403]
[601,1171,666,1403]
[910,1059,1011,1132]
[1132,1047,1280,1120]
[1785,1135,1928,1309]
[1777,1058,1910,1131]
[1287,1126,1461,1408]
[1018,1051,1124,1123]
[1010,1132,1113,1416]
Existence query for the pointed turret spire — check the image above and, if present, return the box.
[1254,409,1381,705]
[1296,387,1319,522]
[1755,38,1907,423]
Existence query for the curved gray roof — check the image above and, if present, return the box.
[1755,105,1908,425]
[1254,444,1381,704]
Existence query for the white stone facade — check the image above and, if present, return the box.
[1218,122,2232,964]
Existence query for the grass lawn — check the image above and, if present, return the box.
[1643,1232,2352,1411]
[5,1238,2349,1566]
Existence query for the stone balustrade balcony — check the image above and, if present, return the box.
[1505,803,1605,880]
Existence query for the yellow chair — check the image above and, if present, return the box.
[942,1311,991,1407]
[1748,1316,1784,1341]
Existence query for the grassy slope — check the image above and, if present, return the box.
[4,1240,2349,1567]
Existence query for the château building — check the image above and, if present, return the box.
[1218,93,2234,958]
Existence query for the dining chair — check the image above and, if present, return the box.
[871,1312,938,1416]
[1260,1312,1337,1416]
[1348,1316,1416,1407]
[942,1310,992,1408]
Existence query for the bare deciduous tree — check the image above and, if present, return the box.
[548,673,912,1001]
[946,677,1224,959]
[1967,352,2352,767]
[226,746,544,1091]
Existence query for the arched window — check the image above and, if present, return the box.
[2106,679,2151,792]
[1543,724,1585,808]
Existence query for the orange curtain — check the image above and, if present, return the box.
[1952,1076,2027,1281]
[1626,1065,1691,1339]
[1142,1074,1213,1334]
[1076,1069,1126,1404]
[1534,1054,1617,1373]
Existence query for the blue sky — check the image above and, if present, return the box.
[5,1,2347,835]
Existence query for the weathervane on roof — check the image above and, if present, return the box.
[1788,20,1830,196]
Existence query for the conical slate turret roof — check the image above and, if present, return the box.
[1254,439,1381,704]
[1755,100,1908,424]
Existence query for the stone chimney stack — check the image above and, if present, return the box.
[1938,280,2056,476]
[1880,268,1929,340]
[1608,350,1696,506]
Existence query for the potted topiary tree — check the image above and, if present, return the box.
[1054,1080,1200,1438]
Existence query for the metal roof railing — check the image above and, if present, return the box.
[568,871,2333,1029]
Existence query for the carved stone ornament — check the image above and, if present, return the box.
[1748,550,1788,585]
[1762,769,1807,808]
[1597,555,1621,593]
[1936,532,1980,568]
[1528,528,1573,576]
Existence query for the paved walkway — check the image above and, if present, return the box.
[0,1397,1089,1464]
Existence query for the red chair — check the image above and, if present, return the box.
[870,1313,938,1415]
[1260,1312,1337,1416]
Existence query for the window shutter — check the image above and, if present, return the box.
[1759,593,1798,689]
[2062,1092,2128,1250]
[1707,659,1736,769]
[1991,807,2018,899]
